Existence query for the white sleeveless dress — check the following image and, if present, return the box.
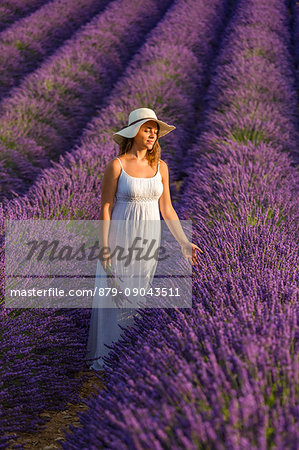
[85,157,163,370]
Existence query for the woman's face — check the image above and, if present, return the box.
[133,120,158,150]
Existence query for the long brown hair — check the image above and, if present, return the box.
[117,123,161,169]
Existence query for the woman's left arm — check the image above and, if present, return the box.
[158,160,203,265]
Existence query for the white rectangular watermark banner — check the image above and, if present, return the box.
[5,219,193,308]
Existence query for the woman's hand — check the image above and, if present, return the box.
[98,246,111,271]
[104,263,129,308]
[180,241,203,265]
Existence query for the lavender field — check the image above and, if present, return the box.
[1,0,298,448]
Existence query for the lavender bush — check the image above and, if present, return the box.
[291,0,299,95]
[0,307,90,445]
[58,0,298,448]
[183,0,299,171]
[0,0,49,32]
[1,0,230,443]
[0,0,173,201]
[0,0,110,100]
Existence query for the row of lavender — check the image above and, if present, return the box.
[0,0,173,201]
[1,0,230,446]
[292,0,299,95]
[0,0,110,99]
[61,0,298,448]
[183,0,299,169]
[0,0,49,32]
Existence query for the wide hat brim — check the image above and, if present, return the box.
[113,118,176,145]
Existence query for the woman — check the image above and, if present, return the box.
[86,107,203,371]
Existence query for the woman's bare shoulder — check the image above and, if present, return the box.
[104,157,122,177]
[159,159,169,171]
[158,160,169,182]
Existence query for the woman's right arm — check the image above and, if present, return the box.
[98,159,121,268]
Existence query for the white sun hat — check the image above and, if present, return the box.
[112,107,176,145]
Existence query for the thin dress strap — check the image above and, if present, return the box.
[115,157,123,170]
[116,157,159,175]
